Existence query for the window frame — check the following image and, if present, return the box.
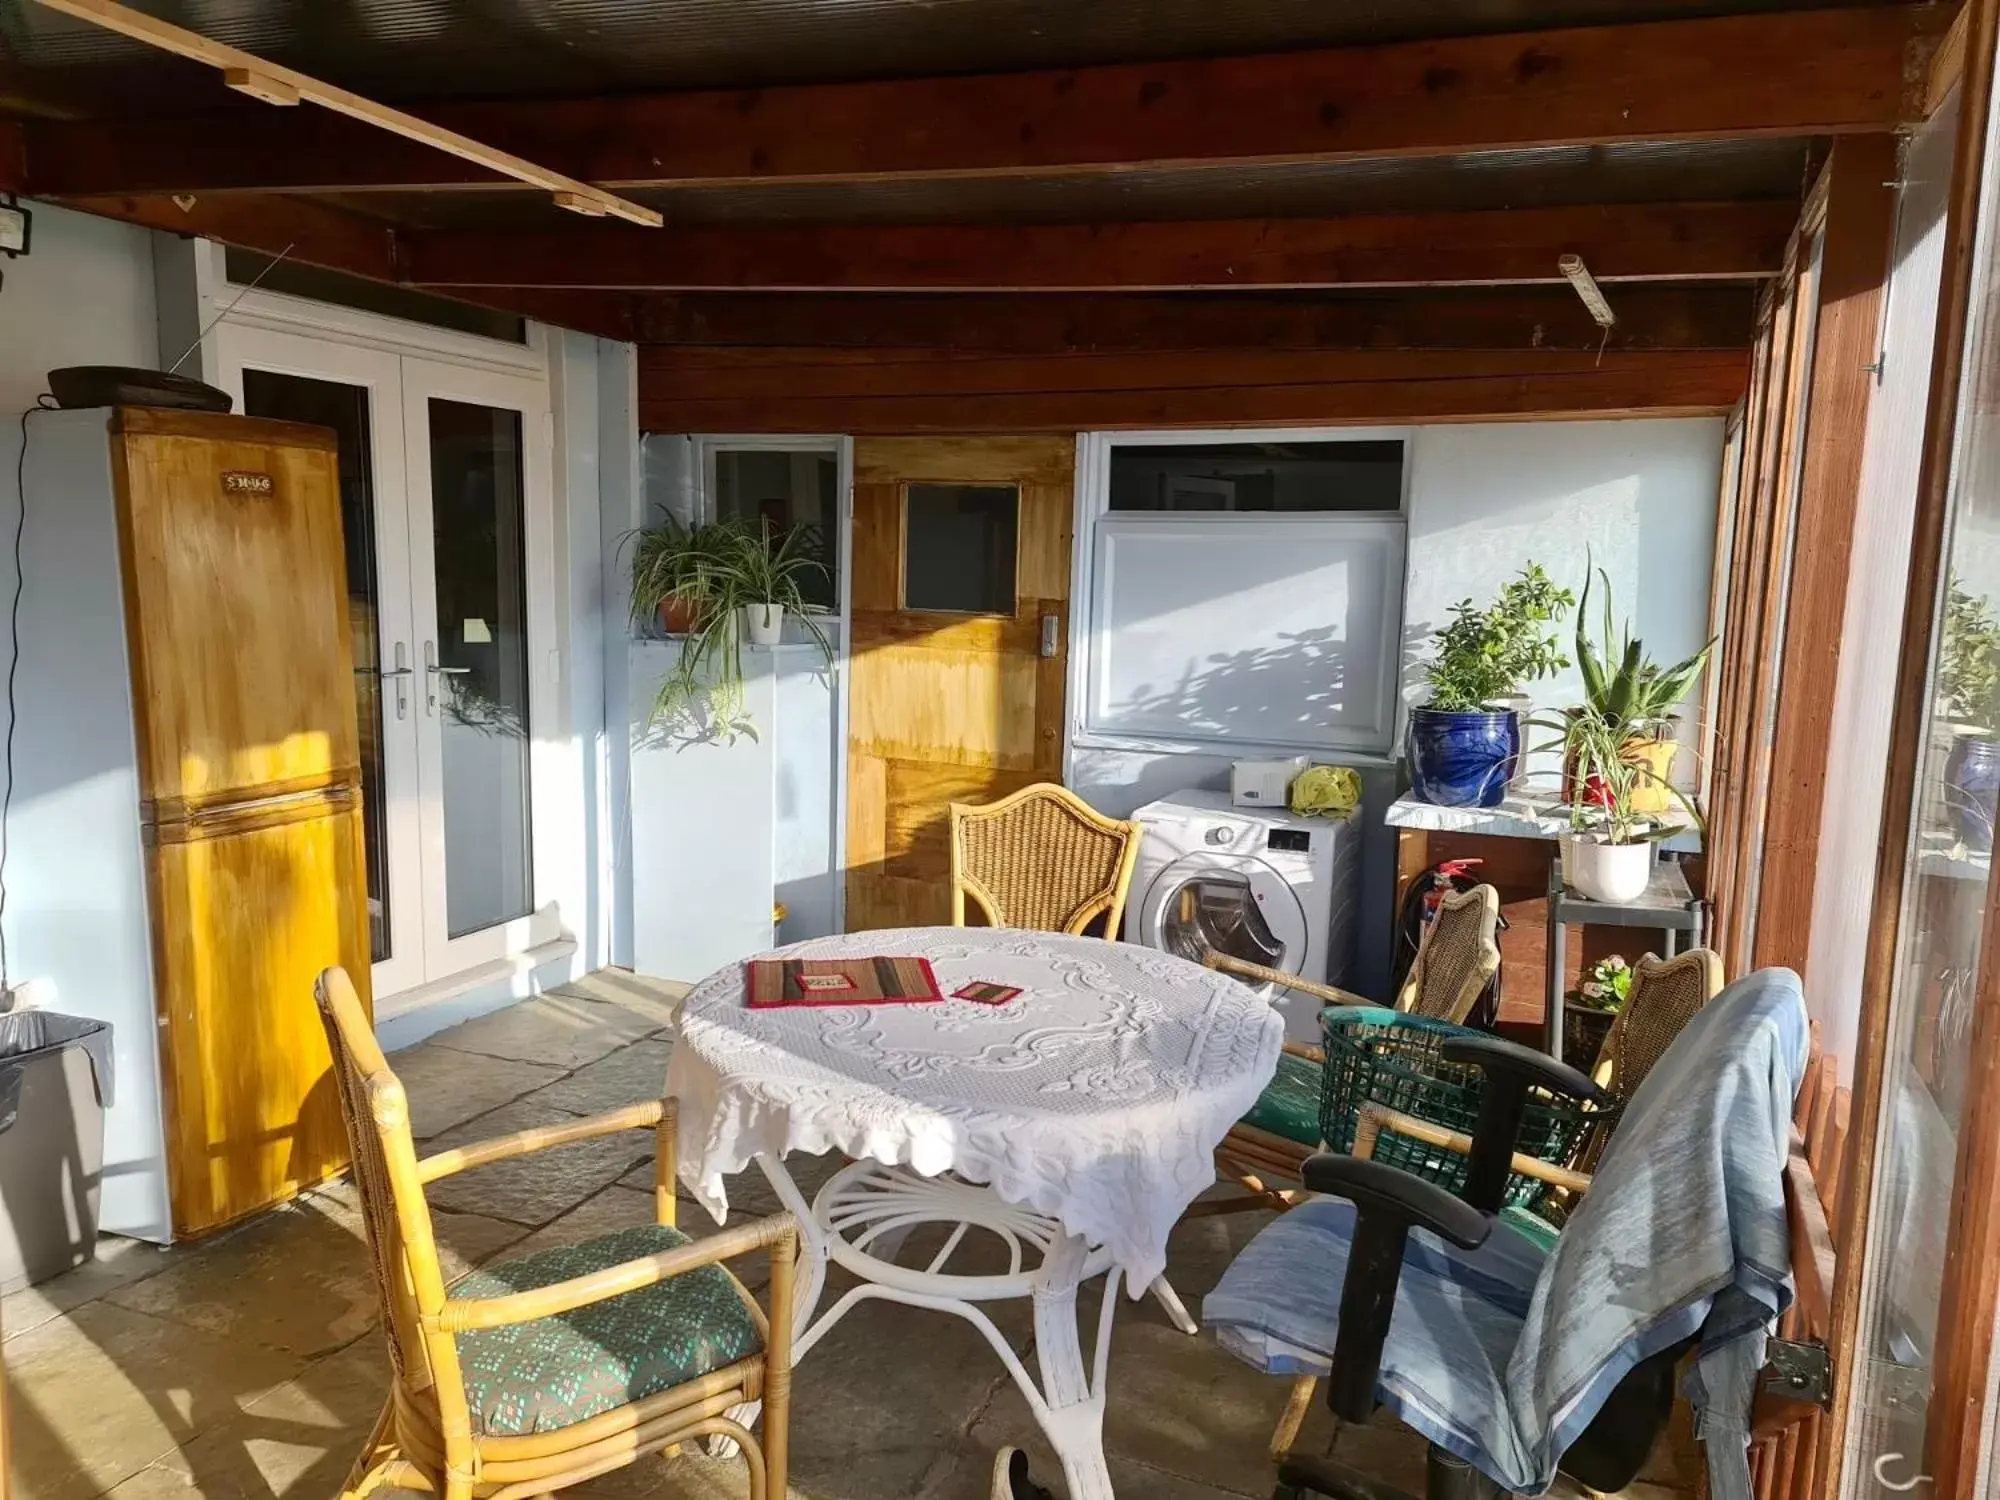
[1067,426,1412,763]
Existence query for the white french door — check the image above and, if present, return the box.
[400,357,561,977]
[218,330,560,1000]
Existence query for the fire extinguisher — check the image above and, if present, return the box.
[1390,857,1508,1029]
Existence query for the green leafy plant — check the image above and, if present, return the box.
[1940,575,2000,729]
[1574,564,1714,737]
[1555,704,1702,844]
[1421,563,1576,712]
[1571,954,1634,1013]
[629,519,833,741]
[627,514,742,631]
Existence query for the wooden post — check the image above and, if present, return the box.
[1751,135,1900,974]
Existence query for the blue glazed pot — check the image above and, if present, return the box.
[1408,706,1521,809]
[1944,732,2000,853]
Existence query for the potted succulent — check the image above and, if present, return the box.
[1938,577,2000,852]
[1567,566,1714,816]
[630,520,833,740]
[1410,563,1574,808]
[1563,954,1632,1072]
[1558,705,1698,903]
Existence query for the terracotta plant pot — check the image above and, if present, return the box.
[656,595,706,636]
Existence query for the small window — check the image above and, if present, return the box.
[903,484,1018,614]
[1108,440,1404,513]
[713,448,840,610]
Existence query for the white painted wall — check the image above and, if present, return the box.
[1400,418,1726,784]
[626,642,838,981]
[0,207,172,1240]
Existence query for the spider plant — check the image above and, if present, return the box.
[631,520,833,741]
[1556,705,1703,844]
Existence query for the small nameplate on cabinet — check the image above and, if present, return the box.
[221,471,275,497]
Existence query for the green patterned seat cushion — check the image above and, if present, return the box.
[1239,1050,1322,1146]
[449,1224,762,1437]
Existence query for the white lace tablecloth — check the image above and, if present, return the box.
[667,926,1285,1289]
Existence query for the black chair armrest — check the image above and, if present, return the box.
[1438,1034,1605,1215]
[1301,1152,1493,1427]
[1439,1034,1604,1104]
[1301,1154,1489,1250]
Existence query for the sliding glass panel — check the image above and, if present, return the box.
[426,398,534,938]
[240,369,392,964]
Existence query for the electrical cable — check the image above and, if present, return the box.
[2,397,55,998]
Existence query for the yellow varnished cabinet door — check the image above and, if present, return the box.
[150,794,372,1237]
[109,408,360,817]
[846,437,1074,930]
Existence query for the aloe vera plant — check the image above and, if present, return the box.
[1575,565,1714,736]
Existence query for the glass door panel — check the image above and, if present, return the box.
[220,334,426,1000]
[402,359,558,973]
[1848,87,2000,1499]
[240,371,392,958]
[425,398,535,938]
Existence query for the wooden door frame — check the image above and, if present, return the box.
[1827,3,2000,1495]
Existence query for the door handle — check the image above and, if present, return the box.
[1040,612,1060,659]
[423,640,471,714]
[380,641,412,720]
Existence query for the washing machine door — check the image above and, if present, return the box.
[1141,853,1309,981]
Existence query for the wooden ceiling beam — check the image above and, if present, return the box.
[635,348,1751,432]
[61,192,639,339]
[20,6,1933,198]
[401,201,1796,292]
[26,0,661,224]
[632,288,1757,352]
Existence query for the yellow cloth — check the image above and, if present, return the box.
[1289,764,1362,820]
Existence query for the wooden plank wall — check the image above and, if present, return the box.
[1751,1022,1850,1500]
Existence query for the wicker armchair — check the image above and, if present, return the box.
[313,967,798,1500]
[1192,883,1504,1219]
[949,783,1144,936]
[1395,883,1503,1024]
[1592,948,1725,1094]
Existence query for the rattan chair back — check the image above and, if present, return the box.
[949,783,1144,935]
[315,968,460,1402]
[1397,884,1502,1025]
[1594,948,1724,1096]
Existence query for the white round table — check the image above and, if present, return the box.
[667,926,1285,1500]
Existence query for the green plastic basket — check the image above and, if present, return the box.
[1317,1007,1613,1213]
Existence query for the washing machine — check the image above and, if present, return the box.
[1124,788,1360,1043]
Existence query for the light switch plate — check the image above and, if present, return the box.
[0,201,30,258]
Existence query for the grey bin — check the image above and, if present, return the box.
[0,1012,112,1291]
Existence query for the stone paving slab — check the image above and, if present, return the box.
[419,1096,656,1227]
[422,990,665,1072]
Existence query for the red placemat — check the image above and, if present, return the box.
[745,956,944,1008]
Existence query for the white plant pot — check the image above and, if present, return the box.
[1568,836,1653,904]
[742,602,785,647]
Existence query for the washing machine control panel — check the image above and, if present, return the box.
[1203,826,1231,846]
[1267,828,1313,853]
